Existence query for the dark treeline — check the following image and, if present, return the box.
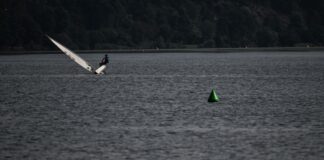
[1,0,324,51]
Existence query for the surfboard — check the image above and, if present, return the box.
[95,65,107,74]
[47,35,106,74]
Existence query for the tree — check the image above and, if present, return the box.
[256,28,278,47]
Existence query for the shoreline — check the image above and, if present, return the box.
[1,47,324,55]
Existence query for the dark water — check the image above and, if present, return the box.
[0,52,324,160]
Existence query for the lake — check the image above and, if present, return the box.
[0,52,323,159]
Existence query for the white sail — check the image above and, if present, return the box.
[47,36,93,72]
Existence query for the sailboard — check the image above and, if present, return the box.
[95,65,107,74]
[47,35,106,74]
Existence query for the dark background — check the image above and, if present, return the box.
[1,0,324,51]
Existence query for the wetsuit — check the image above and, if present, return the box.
[99,55,109,66]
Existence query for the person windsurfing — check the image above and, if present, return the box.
[99,54,109,66]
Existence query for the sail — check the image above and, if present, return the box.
[47,36,93,72]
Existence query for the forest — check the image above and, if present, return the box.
[1,0,324,51]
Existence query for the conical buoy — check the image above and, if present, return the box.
[208,89,219,102]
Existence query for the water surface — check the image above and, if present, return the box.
[0,52,323,159]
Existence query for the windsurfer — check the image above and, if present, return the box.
[99,54,109,66]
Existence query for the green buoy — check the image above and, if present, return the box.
[208,89,219,102]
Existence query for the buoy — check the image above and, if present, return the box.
[208,89,219,102]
